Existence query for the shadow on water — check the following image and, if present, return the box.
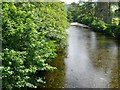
[40,26,120,88]
[39,53,65,88]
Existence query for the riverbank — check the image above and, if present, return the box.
[71,22,90,28]
[67,2,120,39]
[71,22,120,39]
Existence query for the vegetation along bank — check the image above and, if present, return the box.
[2,2,69,90]
[67,2,120,38]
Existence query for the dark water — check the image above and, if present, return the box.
[41,26,120,88]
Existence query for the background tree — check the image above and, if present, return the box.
[67,1,120,38]
[95,2,111,24]
[118,1,120,25]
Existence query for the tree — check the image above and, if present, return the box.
[118,1,120,25]
[95,2,112,24]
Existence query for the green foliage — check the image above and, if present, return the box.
[67,2,95,23]
[67,3,80,22]
[2,2,68,89]
[90,18,107,31]
[112,18,119,25]
[106,25,120,38]
[67,2,120,38]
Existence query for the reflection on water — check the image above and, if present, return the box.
[40,53,65,88]
[41,26,119,88]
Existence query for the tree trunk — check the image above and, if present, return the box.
[95,2,111,24]
[118,1,120,25]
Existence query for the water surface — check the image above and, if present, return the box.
[41,26,120,88]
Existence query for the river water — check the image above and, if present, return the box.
[41,26,120,88]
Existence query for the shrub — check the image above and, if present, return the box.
[2,2,68,89]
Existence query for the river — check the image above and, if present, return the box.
[40,25,120,88]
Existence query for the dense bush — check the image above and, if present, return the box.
[90,18,107,31]
[106,25,120,38]
[2,2,68,90]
